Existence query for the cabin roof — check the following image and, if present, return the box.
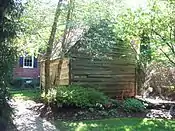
[50,27,88,60]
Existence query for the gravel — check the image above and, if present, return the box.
[9,99,59,131]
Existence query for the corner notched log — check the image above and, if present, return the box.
[44,59,50,94]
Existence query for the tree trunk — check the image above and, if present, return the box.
[0,0,7,23]
[61,0,73,56]
[56,0,74,85]
[44,0,62,94]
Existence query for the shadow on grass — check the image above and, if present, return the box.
[10,89,41,101]
[55,118,175,131]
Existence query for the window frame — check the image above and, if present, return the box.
[23,56,34,68]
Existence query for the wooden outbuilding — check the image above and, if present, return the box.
[40,22,137,98]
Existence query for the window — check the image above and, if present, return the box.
[19,55,37,68]
[23,56,34,68]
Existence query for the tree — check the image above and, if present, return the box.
[44,0,75,94]
[71,20,128,59]
[114,0,175,96]
[18,0,122,56]
[0,0,22,129]
[44,0,62,94]
[115,0,175,66]
[17,0,57,55]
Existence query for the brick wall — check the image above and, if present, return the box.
[13,67,40,79]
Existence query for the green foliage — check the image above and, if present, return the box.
[73,0,122,26]
[0,117,7,131]
[110,99,120,108]
[11,78,40,88]
[115,0,175,66]
[43,85,110,108]
[70,20,131,60]
[18,0,58,54]
[42,88,57,103]
[0,0,23,127]
[123,98,145,113]
[18,0,122,55]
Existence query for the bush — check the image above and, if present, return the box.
[0,118,7,131]
[123,98,145,113]
[0,89,12,131]
[11,78,40,88]
[42,88,57,103]
[43,85,110,108]
[110,99,120,108]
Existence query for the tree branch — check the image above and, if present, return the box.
[46,0,62,59]
[153,30,175,56]
[37,32,48,44]
[61,0,74,58]
[160,48,175,65]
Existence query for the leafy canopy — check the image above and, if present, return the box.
[114,0,175,66]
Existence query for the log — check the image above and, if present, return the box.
[135,95,175,109]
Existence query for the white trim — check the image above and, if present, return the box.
[23,56,34,68]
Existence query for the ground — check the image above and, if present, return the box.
[9,90,175,131]
[9,90,59,131]
[55,118,175,131]
[9,99,59,131]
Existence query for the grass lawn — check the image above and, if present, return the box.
[55,118,175,131]
[9,89,175,131]
[10,89,41,101]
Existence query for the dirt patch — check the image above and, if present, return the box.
[31,104,175,122]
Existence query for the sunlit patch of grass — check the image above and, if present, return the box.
[10,89,41,101]
[55,118,175,131]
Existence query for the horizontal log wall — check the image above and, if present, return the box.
[40,46,136,97]
[40,59,70,88]
[70,56,136,97]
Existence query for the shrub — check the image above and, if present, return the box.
[43,85,110,108]
[0,118,7,131]
[110,99,120,108]
[41,88,57,103]
[0,90,12,131]
[123,98,145,113]
[11,78,40,88]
